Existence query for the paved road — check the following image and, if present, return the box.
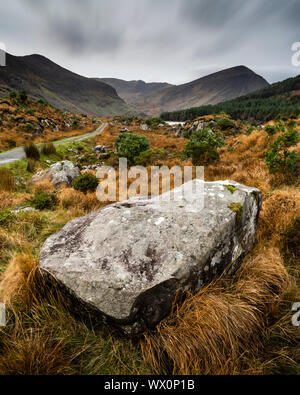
[0,122,108,166]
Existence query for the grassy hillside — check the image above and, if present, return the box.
[161,74,300,123]
[0,94,96,151]
[97,78,171,112]
[0,117,299,375]
[112,66,268,116]
[0,53,136,117]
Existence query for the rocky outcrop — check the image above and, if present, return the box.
[93,145,108,155]
[31,161,80,189]
[39,180,262,335]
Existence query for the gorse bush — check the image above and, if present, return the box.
[183,129,225,165]
[134,149,168,166]
[40,143,57,156]
[18,90,27,102]
[265,127,299,174]
[23,123,33,131]
[145,118,165,128]
[24,143,40,160]
[0,168,15,192]
[217,117,235,130]
[29,191,57,210]
[9,91,17,99]
[73,173,99,194]
[264,125,277,136]
[115,133,150,164]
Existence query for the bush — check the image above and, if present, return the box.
[29,191,57,210]
[18,90,27,102]
[0,168,15,192]
[183,129,225,165]
[40,143,56,156]
[9,91,17,99]
[217,117,235,130]
[115,133,150,164]
[264,125,277,136]
[24,123,33,131]
[145,118,165,128]
[5,139,17,148]
[24,143,40,160]
[73,174,99,194]
[134,149,168,166]
[265,128,299,173]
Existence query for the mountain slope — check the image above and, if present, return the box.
[100,66,269,116]
[161,74,300,122]
[98,78,171,101]
[144,66,269,115]
[0,53,135,117]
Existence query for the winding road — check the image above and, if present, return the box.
[0,122,108,166]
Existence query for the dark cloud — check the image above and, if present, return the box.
[0,0,299,83]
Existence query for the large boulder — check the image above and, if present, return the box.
[31,161,80,189]
[39,180,262,335]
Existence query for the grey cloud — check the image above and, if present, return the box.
[0,0,299,83]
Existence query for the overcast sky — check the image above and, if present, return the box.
[0,0,299,84]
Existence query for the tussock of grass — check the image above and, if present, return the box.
[142,247,291,375]
[0,168,16,192]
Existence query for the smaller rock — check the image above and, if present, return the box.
[119,128,131,133]
[93,145,108,155]
[31,161,80,189]
[13,207,37,213]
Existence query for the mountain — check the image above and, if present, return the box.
[99,66,269,116]
[97,78,172,112]
[161,74,300,123]
[0,53,136,117]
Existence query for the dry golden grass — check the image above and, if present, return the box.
[0,168,16,192]
[0,253,38,306]
[58,187,103,214]
[142,247,291,375]
[31,179,56,193]
[0,191,29,211]
[257,187,300,244]
[0,324,72,375]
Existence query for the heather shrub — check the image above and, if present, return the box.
[73,173,99,194]
[115,133,150,164]
[24,143,40,160]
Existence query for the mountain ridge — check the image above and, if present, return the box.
[0,53,136,117]
[99,66,269,116]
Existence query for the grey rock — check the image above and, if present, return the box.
[31,160,80,189]
[13,207,37,213]
[119,127,131,133]
[39,180,262,335]
[140,124,150,131]
[93,145,108,155]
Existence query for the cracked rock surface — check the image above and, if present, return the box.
[40,180,262,335]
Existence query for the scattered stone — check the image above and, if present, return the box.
[31,161,80,189]
[13,207,37,213]
[119,128,131,133]
[140,124,150,131]
[40,180,262,335]
[93,145,108,155]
